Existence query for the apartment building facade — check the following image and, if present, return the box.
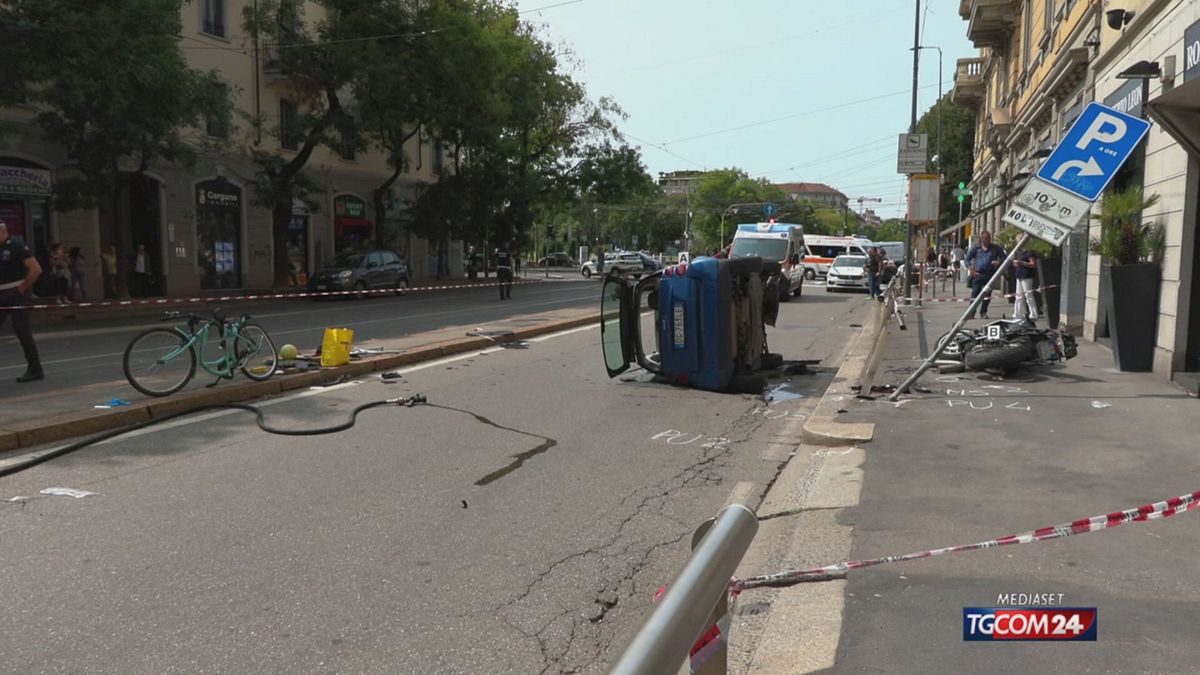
[952,0,1200,391]
[0,0,454,297]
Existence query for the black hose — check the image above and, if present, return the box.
[0,394,427,479]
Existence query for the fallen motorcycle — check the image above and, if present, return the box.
[936,318,1077,374]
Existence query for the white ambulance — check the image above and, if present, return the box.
[729,222,806,301]
[800,235,873,279]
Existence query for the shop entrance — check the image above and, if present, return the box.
[195,179,243,289]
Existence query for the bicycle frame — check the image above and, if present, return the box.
[165,319,247,379]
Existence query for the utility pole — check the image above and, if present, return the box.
[904,0,921,304]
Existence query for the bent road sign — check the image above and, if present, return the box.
[1036,102,1151,201]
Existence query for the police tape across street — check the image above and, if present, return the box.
[15,278,551,311]
[729,488,1200,592]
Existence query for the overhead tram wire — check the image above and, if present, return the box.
[750,135,896,179]
[622,132,708,171]
[659,83,940,147]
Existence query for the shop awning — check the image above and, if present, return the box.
[1146,79,1200,160]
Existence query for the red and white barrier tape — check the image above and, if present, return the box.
[901,284,1058,304]
[11,279,550,311]
[731,488,1200,592]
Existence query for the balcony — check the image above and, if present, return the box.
[951,57,986,105]
[959,0,1017,49]
[259,39,287,85]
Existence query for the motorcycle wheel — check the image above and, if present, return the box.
[936,329,976,360]
[964,339,1033,374]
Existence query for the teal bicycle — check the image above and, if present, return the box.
[123,309,278,397]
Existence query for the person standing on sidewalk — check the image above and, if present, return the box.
[865,247,881,299]
[49,242,70,304]
[1013,249,1039,321]
[0,220,45,382]
[496,242,513,300]
[964,230,1005,319]
[68,246,87,301]
[101,245,118,298]
[132,244,151,297]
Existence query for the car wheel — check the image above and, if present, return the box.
[395,277,409,296]
[582,267,592,278]
[804,268,815,280]
[792,282,803,297]
[354,280,368,300]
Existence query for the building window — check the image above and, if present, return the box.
[1022,0,1033,71]
[339,131,356,161]
[432,139,444,175]
[280,99,299,151]
[205,84,230,139]
[201,0,226,38]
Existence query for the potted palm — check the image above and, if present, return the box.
[1089,187,1165,372]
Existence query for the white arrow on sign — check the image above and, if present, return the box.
[1051,156,1104,181]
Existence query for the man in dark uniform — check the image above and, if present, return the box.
[496,241,513,300]
[0,219,45,382]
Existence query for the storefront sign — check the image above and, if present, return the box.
[334,195,366,219]
[1103,78,1143,119]
[196,180,241,210]
[1185,19,1200,83]
[0,165,52,197]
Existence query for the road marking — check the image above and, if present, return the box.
[0,293,597,372]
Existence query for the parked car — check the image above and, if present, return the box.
[581,252,643,278]
[635,252,664,273]
[825,254,870,292]
[308,250,409,298]
[537,252,577,268]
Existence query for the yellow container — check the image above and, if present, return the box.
[320,328,354,367]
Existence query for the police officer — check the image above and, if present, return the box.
[0,219,45,382]
[496,241,514,300]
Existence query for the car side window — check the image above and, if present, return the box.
[383,252,400,265]
[368,252,384,267]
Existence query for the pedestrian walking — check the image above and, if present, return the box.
[951,244,964,282]
[132,244,151,297]
[865,246,881,299]
[68,246,87,301]
[0,219,45,382]
[1013,249,1039,321]
[496,242,514,300]
[49,242,70,304]
[964,230,1006,320]
[514,251,522,278]
[102,245,118,298]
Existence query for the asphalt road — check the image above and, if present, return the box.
[0,278,597,392]
[0,287,868,674]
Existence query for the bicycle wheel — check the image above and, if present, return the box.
[236,322,278,381]
[123,328,196,397]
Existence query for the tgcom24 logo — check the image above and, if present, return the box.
[963,608,1098,642]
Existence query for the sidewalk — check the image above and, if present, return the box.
[0,305,597,454]
[742,289,1200,672]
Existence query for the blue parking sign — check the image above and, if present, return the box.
[1036,102,1151,202]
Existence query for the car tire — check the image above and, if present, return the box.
[804,268,816,280]
[395,277,409,296]
[353,280,368,300]
[792,282,803,298]
[582,267,592,278]
[725,257,764,275]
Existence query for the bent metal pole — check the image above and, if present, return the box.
[889,233,1031,401]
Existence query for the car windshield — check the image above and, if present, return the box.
[879,244,904,260]
[330,253,364,268]
[834,256,866,268]
[730,237,788,261]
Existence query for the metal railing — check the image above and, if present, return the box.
[608,504,758,675]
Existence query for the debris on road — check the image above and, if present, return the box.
[39,487,98,499]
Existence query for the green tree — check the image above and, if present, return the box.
[916,93,977,227]
[10,0,229,257]
[242,0,361,285]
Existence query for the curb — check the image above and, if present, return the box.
[801,301,889,446]
[0,312,598,456]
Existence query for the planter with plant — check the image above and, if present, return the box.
[1089,187,1165,372]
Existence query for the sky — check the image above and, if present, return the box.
[515,0,975,218]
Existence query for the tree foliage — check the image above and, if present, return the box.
[8,0,230,217]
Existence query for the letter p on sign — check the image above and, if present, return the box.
[1076,112,1127,150]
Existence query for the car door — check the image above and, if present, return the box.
[601,275,634,376]
[382,251,401,285]
[366,252,386,288]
